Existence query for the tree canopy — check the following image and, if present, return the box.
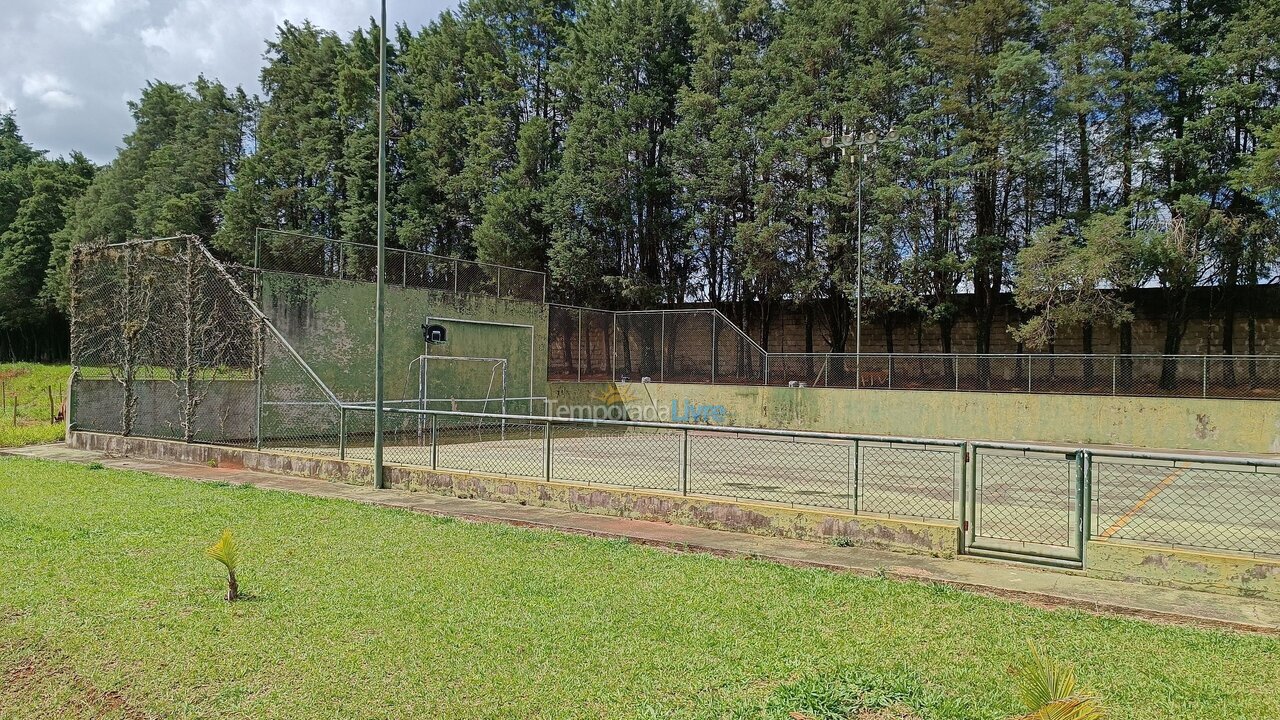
[9,0,1280,360]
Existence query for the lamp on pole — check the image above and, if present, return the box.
[373,0,389,489]
[820,127,896,387]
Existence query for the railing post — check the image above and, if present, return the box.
[659,312,666,383]
[680,428,689,495]
[710,314,717,384]
[1077,450,1089,562]
[338,405,346,460]
[543,421,552,481]
[848,439,859,513]
[430,414,438,470]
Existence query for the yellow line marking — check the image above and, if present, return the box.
[1099,468,1185,539]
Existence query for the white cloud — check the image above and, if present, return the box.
[21,73,83,109]
[67,0,142,34]
[1,0,455,161]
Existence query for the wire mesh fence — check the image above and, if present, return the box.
[254,229,546,303]
[1091,452,1280,558]
[549,306,768,385]
[549,308,1280,400]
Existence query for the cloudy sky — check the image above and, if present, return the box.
[1,0,456,163]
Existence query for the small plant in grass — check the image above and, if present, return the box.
[831,536,855,547]
[1013,643,1104,719]
[205,530,240,601]
[86,462,104,470]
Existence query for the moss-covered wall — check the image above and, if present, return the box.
[550,381,1280,453]
[261,275,547,406]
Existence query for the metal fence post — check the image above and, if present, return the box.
[496,267,502,298]
[848,439,859,513]
[660,312,666,383]
[887,355,893,389]
[680,428,689,495]
[255,319,265,451]
[1028,355,1033,393]
[1202,356,1209,397]
[953,355,959,390]
[577,309,583,382]
[401,251,407,288]
[543,421,552,481]
[338,406,346,460]
[430,414,438,470]
[1112,356,1117,395]
[453,260,459,294]
[958,442,969,538]
[1076,450,1089,562]
[710,313,717,384]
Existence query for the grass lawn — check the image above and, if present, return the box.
[0,363,69,447]
[1,457,1277,719]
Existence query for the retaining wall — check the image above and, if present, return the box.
[549,381,1280,454]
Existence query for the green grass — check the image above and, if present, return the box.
[0,363,69,447]
[1,457,1277,719]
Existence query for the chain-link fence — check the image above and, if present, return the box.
[70,237,258,443]
[1091,450,1280,558]
[777,352,1280,399]
[255,229,546,303]
[550,307,1279,400]
[549,306,768,384]
[70,236,345,452]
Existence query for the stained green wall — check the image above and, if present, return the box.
[262,274,547,407]
[550,381,1280,453]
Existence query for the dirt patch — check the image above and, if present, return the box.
[0,638,150,720]
[0,368,29,381]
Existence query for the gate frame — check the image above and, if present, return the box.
[962,441,1089,569]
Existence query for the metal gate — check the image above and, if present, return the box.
[964,443,1087,568]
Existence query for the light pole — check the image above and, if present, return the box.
[820,127,895,387]
[373,0,388,489]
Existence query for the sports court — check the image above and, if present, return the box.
[66,234,1280,572]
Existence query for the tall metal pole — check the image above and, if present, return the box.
[372,0,388,489]
[854,151,863,387]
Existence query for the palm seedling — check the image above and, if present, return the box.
[1013,643,1104,720]
[205,529,240,601]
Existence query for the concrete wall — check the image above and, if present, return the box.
[1087,540,1280,602]
[550,381,1280,454]
[261,274,549,405]
[72,378,257,443]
